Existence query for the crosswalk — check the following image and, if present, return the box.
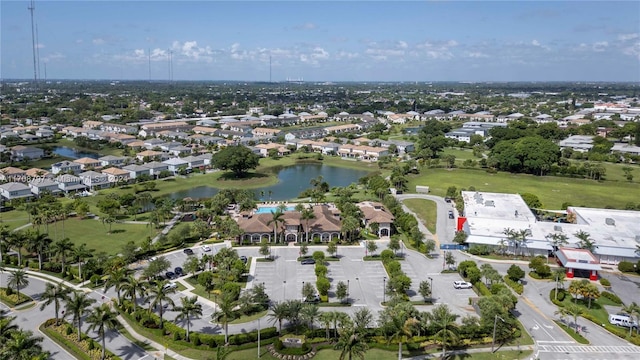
[538,345,640,353]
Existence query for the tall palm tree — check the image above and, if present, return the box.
[7,231,27,267]
[0,224,11,266]
[65,291,97,341]
[174,296,203,342]
[568,281,584,303]
[8,269,29,299]
[148,280,176,329]
[120,275,148,311]
[39,282,71,325]
[104,267,128,304]
[574,230,596,252]
[0,309,19,340]
[86,304,119,360]
[25,231,52,271]
[502,228,518,256]
[555,303,583,333]
[335,325,368,360]
[430,304,459,359]
[267,210,285,243]
[2,330,46,360]
[52,238,74,275]
[300,303,320,331]
[553,269,566,300]
[342,216,360,242]
[72,243,93,281]
[268,301,290,334]
[314,311,332,339]
[212,293,236,344]
[352,308,374,336]
[301,207,315,242]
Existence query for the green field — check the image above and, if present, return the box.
[441,147,481,161]
[403,198,437,234]
[28,218,158,255]
[0,209,31,231]
[407,167,640,209]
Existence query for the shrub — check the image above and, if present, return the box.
[274,338,283,350]
[380,249,395,263]
[601,291,622,304]
[474,282,491,296]
[599,278,611,287]
[312,251,325,262]
[458,260,477,278]
[507,265,525,282]
[618,261,635,273]
[316,277,330,296]
[65,325,73,335]
[173,331,181,341]
[191,333,200,346]
[5,287,13,296]
[557,290,566,301]
[314,264,327,277]
[87,339,95,350]
[468,245,490,255]
[503,276,524,295]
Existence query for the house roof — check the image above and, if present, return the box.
[0,182,30,191]
[101,167,129,176]
[74,157,101,165]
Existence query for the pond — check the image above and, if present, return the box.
[168,163,371,201]
[52,146,100,159]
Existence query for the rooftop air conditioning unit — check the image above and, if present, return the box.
[605,218,615,226]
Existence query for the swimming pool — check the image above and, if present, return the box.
[255,206,295,214]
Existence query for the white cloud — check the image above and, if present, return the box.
[398,41,408,49]
[592,41,608,52]
[36,43,45,49]
[622,41,640,59]
[75,39,83,44]
[467,52,489,58]
[294,22,317,30]
[42,52,65,63]
[415,40,458,59]
[92,38,105,45]
[532,39,541,47]
[171,40,213,62]
[618,33,639,41]
[531,39,551,51]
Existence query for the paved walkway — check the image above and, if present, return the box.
[117,314,194,360]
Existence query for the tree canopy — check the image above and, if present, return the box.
[488,136,560,175]
[210,145,261,177]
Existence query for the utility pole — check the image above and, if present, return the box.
[492,314,506,352]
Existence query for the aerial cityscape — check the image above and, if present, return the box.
[1,1,640,360]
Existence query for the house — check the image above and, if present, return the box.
[51,161,82,175]
[121,164,151,179]
[29,178,61,196]
[100,123,137,134]
[181,155,205,169]
[99,155,127,167]
[252,128,282,137]
[324,124,361,135]
[73,157,102,170]
[24,168,52,179]
[55,174,87,194]
[136,150,165,162]
[143,138,165,150]
[138,121,192,137]
[78,171,110,190]
[11,145,44,161]
[236,204,343,243]
[254,143,291,157]
[163,158,188,174]
[358,201,395,237]
[141,161,169,177]
[82,120,104,129]
[0,167,27,182]
[167,145,192,157]
[101,167,130,184]
[375,139,415,154]
[0,182,33,200]
[35,129,54,138]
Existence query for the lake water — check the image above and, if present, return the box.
[168,163,371,201]
[52,146,100,159]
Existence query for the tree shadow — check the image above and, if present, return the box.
[110,229,126,234]
[218,172,268,181]
[116,343,146,360]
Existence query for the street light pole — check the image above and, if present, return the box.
[492,314,506,352]
[283,280,286,301]
[428,276,433,302]
[347,279,350,303]
[302,281,305,300]
[383,277,387,304]
[257,317,261,358]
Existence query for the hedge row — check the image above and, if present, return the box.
[40,319,121,360]
[600,291,622,305]
[503,276,524,295]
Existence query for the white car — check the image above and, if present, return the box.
[453,281,473,289]
[201,245,211,252]
[163,282,177,291]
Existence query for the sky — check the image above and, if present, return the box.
[1,0,639,82]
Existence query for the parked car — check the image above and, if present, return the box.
[301,258,316,265]
[444,197,452,203]
[240,255,248,264]
[174,267,184,276]
[453,281,472,289]
[448,210,455,219]
[304,294,321,303]
[162,282,177,291]
[183,248,194,255]
[201,245,211,252]
[149,256,158,262]
[165,271,176,279]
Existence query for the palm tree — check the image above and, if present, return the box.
[174,296,203,342]
[341,216,360,242]
[52,237,74,275]
[319,311,334,339]
[574,230,596,252]
[581,282,600,309]
[72,243,93,281]
[267,210,285,243]
[621,303,637,337]
[120,275,148,311]
[7,269,29,299]
[555,303,583,333]
[86,304,119,360]
[2,330,46,360]
[0,224,11,266]
[65,291,97,341]
[0,309,19,340]
[148,280,176,329]
[334,325,368,360]
[352,308,373,336]
[502,228,518,256]
[568,281,583,303]
[7,231,27,267]
[39,282,71,325]
[553,269,566,300]
[301,207,315,242]
[430,304,459,359]
[212,293,236,344]
[269,301,290,334]
[300,303,320,330]
[104,267,128,304]
[26,231,52,271]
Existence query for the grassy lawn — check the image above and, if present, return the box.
[227,347,276,360]
[228,310,268,324]
[442,147,481,161]
[28,218,158,255]
[0,209,31,231]
[403,198,437,234]
[554,320,589,344]
[407,167,640,209]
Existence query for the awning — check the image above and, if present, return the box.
[564,261,602,271]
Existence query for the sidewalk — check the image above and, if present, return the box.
[117,315,195,360]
